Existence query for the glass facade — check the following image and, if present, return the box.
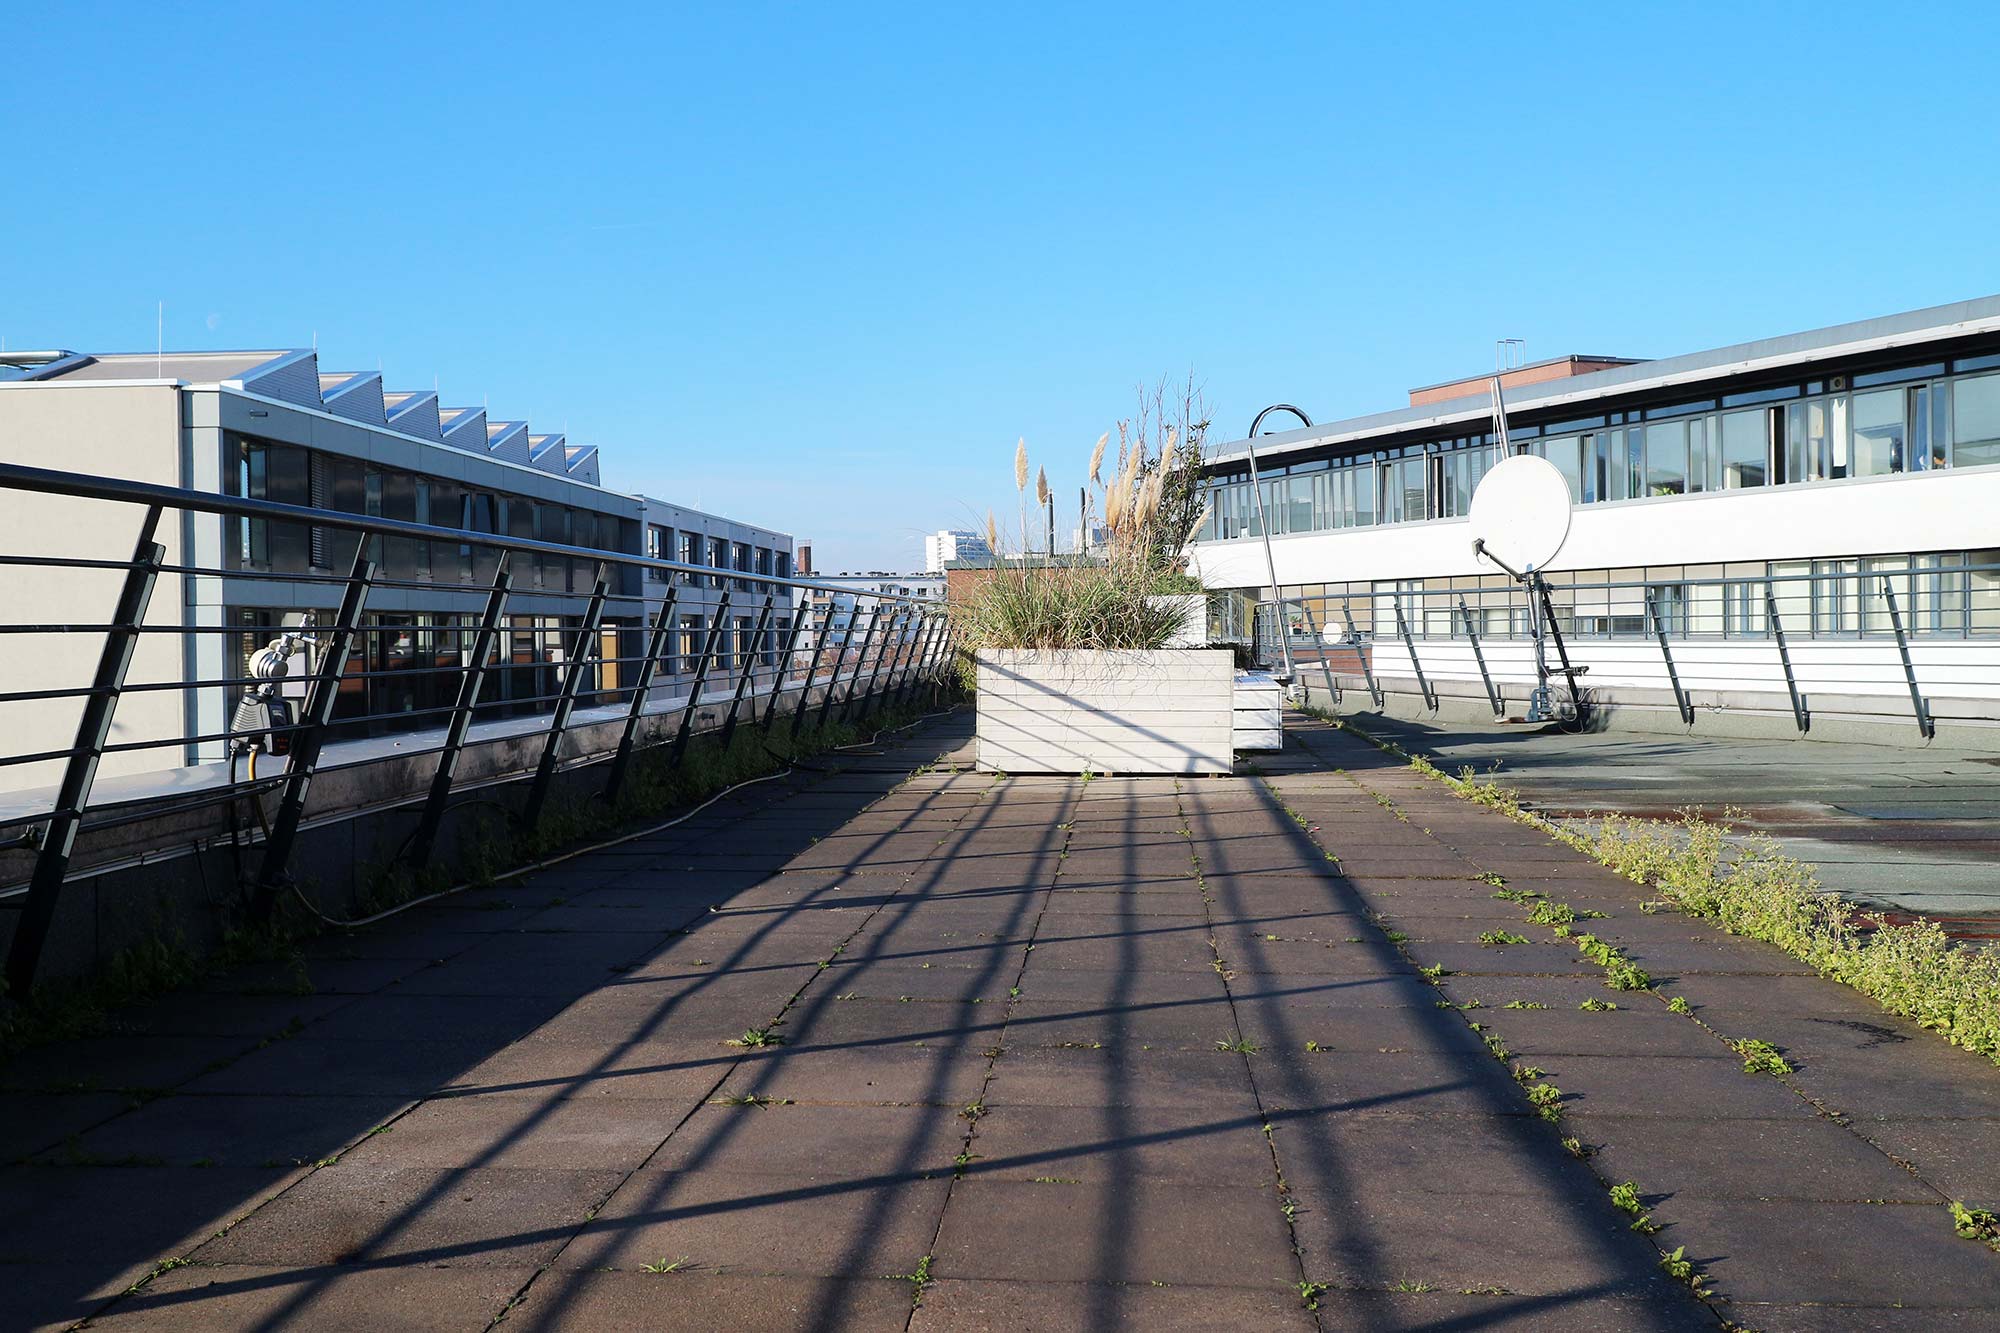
[226,432,628,589]
[1200,363,2000,542]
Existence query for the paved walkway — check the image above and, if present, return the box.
[3,713,1998,1330]
[1345,715,2000,924]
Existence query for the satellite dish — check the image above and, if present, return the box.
[1468,455,1572,575]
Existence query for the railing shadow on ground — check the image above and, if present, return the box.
[0,719,971,1328]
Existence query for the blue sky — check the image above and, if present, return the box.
[5,3,1997,570]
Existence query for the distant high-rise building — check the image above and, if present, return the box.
[924,528,991,573]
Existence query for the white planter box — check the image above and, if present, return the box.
[1233,671,1284,752]
[975,648,1236,775]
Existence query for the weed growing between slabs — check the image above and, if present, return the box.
[1327,713,2000,1068]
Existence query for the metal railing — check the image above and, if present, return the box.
[1250,560,2000,741]
[0,460,960,997]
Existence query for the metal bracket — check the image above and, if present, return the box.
[720,595,775,749]
[6,507,163,1000]
[1645,590,1695,727]
[671,592,732,766]
[791,603,837,740]
[1392,593,1436,712]
[520,565,610,833]
[604,586,677,805]
[409,557,513,866]
[761,605,811,731]
[1341,600,1383,710]
[1765,586,1810,735]
[254,539,376,907]
[1879,578,1935,740]
[1458,596,1503,719]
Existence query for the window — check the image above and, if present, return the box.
[776,551,792,579]
[1785,397,1846,482]
[1849,389,1903,477]
[675,615,704,676]
[1541,435,1583,503]
[1644,421,1687,496]
[1687,418,1718,493]
[646,526,668,581]
[1954,373,2000,467]
[707,537,728,588]
[1720,409,1768,488]
[767,618,786,667]
[235,439,269,567]
[1285,475,1314,533]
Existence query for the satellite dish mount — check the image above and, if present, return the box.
[1467,453,1589,729]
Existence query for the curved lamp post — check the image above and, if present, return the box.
[1243,405,1313,682]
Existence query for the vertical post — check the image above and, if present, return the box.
[604,586,676,805]
[671,592,731,765]
[863,609,915,722]
[791,602,836,741]
[1764,585,1809,735]
[1536,578,1588,724]
[854,608,907,724]
[1341,601,1383,710]
[254,538,375,901]
[7,507,163,1000]
[1293,600,1340,712]
[1458,596,1503,719]
[831,604,883,727]
[409,556,512,865]
[761,603,810,731]
[1879,578,1934,740]
[894,615,942,709]
[1392,592,1436,712]
[720,595,775,749]
[932,624,962,703]
[1645,590,1695,727]
[520,566,610,833]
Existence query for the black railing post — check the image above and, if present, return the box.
[1458,596,1503,719]
[671,592,731,766]
[932,624,962,704]
[520,566,611,834]
[854,606,903,723]
[761,603,810,731]
[791,604,837,741]
[720,595,775,750]
[894,614,942,709]
[1765,585,1809,735]
[859,609,911,723]
[6,507,164,1001]
[1341,601,1383,710]
[1645,590,1695,727]
[604,586,677,806]
[1291,601,1340,713]
[829,605,882,727]
[1392,592,1436,713]
[1879,578,1935,740]
[253,539,375,905]
[409,556,513,867]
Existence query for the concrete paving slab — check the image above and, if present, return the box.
[651,1103,965,1178]
[966,1102,1279,1185]
[910,1277,1316,1331]
[87,1260,529,1332]
[43,1092,409,1170]
[930,1178,1297,1287]
[558,1168,950,1278]
[505,1270,915,1332]
[196,1162,622,1269]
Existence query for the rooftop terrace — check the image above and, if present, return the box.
[5,712,1999,1331]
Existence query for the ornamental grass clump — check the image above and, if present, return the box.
[955,386,1211,652]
